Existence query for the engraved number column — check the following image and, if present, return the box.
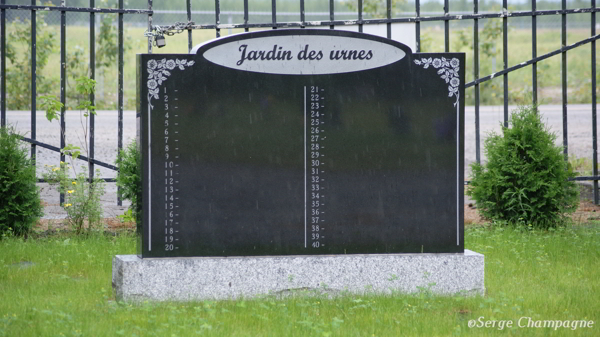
[308,85,326,249]
[163,86,180,252]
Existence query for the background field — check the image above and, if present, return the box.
[2,17,598,110]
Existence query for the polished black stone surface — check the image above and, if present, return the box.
[138,29,464,258]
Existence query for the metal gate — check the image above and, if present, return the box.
[1,0,599,203]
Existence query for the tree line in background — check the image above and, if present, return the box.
[4,2,129,110]
[2,0,597,110]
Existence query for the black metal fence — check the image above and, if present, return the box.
[1,0,599,203]
[144,0,600,203]
[0,1,150,205]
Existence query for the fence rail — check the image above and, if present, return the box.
[0,3,150,14]
[158,8,600,30]
[0,1,598,204]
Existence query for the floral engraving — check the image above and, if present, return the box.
[414,57,460,106]
[147,58,195,109]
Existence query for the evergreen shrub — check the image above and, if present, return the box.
[116,140,142,234]
[0,127,43,236]
[467,105,579,228]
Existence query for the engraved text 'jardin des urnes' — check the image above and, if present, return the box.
[201,35,406,75]
[236,44,374,65]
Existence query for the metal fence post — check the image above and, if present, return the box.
[592,0,598,204]
[474,0,480,164]
[532,0,537,105]
[214,0,220,37]
[358,0,363,33]
[118,0,124,206]
[503,0,508,128]
[244,0,249,32]
[148,0,153,54]
[330,0,335,30]
[0,0,5,128]
[89,0,96,182]
[562,0,568,161]
[186,0,192,52]
[414,0,419,52]
[386,0,391,38]
[60,0,66,205]
[444,0,449,52]
[31,0,38,163]
[271,0,275,29]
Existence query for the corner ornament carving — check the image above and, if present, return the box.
[147,58,195,109]
[414,57,460,107]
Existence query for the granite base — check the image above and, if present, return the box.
[112,250,484,301]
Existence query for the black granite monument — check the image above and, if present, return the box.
[138,29,464,258]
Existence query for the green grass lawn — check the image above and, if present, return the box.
[0,223,598,336]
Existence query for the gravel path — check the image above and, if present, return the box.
[4,104,598,218]
[465,104,600,175]
[6,110,136,219]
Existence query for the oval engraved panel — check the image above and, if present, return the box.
[200,34,406,75]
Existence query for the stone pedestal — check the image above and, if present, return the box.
[112,250,484,301]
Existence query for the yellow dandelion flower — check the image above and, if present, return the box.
[64,203,72,207]
[52,167,59,172]
[67,190,74,194]
[72,181,77,185]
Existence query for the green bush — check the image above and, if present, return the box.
[0,127,44,236]
[116,140,142,233]
[467,105,579,228]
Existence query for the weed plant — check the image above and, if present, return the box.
[43,162,105,234]
[568,154,594,177]
[0,127,43,237]
[468,105,579,228]
[41,77,106,234]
